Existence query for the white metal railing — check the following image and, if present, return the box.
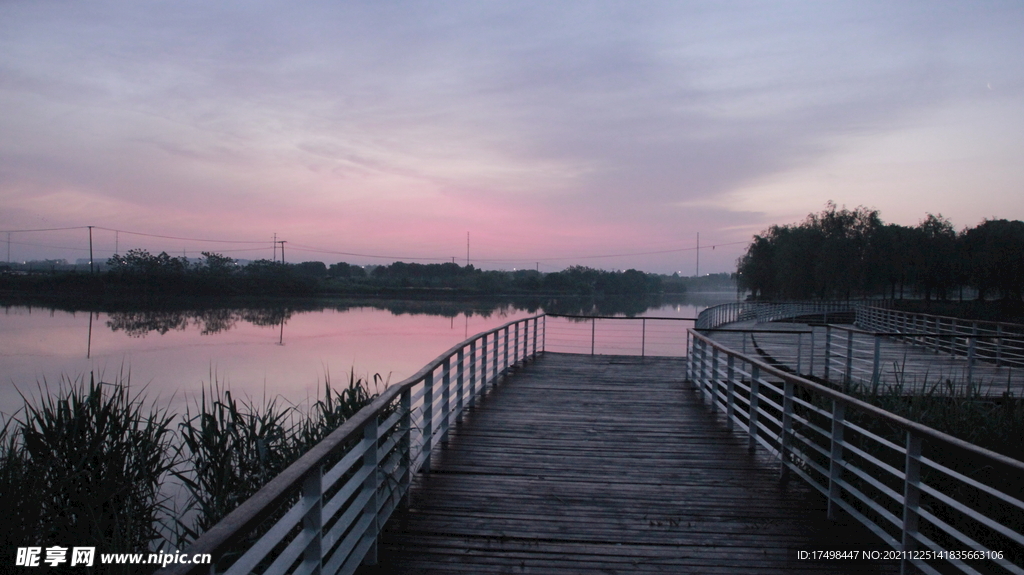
[543,314,693,357]
[817,323,1005,393]
[694,327,814,377]
[695,301,858,330]
[857,306,1024,369]
[694,302,759,329]
[160,315,545,575]
[755,301,859,324]
[688,330,1024,575]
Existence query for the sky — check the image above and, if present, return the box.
[2,1,1023,274]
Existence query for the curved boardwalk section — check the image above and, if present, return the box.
[360,353,895,574]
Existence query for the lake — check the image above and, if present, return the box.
[0,295,732,417]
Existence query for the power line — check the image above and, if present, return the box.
[286,242,451,262]
[6,240,92,252]
[92,225,268,242]
[3,224,750,267]
[0,226,89,233]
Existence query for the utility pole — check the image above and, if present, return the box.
[6,232,10,263]
[279,241,286,264]
[115,230,118,255]
[88,226,94,274]
[273,233,277,262]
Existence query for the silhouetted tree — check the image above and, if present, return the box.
[963,219,1024,301]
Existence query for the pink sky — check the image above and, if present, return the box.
[3,2,1023,274]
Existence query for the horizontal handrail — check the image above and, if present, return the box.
[857,306,1024,369]
[695,301,860,330]
[860,305,1024,332]
[546,313,697,321]
[699,327,813,334]
[161,314,545,575]
[689,329,1024,574]
[544,315,692,357]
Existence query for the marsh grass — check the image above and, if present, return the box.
[0,369,379,569]
[845,374,1024,462]
[171,369,380,544]
[0,374,177,574]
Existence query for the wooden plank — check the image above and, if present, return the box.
[356,353,896,575]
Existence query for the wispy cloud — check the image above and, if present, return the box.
[2,1,1022,272]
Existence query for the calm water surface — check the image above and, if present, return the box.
[1,297,729,416]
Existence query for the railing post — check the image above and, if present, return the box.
[996,324,1003,367]
[359,417,379,566]
[710,346,719,406]
[533,317,539,358]
[845,330,854,392]
[503,326,510,375]
[781,380,793,480]
[687,331,694,383]
[522,319,529,362]
[591,317,596,355]
[968,322,977,388]
[901,431,922,575]
[400,387,412,507]
[748,365,760,452]
[726,354,735,430]
[422,370,433,472]
[455,349,465,422]
[301,465,324,573]
[468,340,477,403]
[468,337,477,401]
[827,401,845,520]
[514,322,520,365]
[796,332,803,375]
[440,357,451,443]
[951,318,958,357]
[699,339,709,403]
[541,315,546,353]
[809,327,815,378]
[492,330,499,385]
[641,318,646,358]
[871,335,881,393]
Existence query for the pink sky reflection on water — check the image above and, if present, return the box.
[0,305,538,417]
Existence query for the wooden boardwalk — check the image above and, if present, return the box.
[707,320,1023,396]
[358,353,895,574]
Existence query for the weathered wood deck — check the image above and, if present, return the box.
[358,352,895,574]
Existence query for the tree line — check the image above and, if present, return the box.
[736,203,1024,301]
[0,250,673,300]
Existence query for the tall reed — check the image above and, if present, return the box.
[0,369,379,567]
[172,370,379,544]
[0,374,177,573]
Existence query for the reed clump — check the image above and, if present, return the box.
[846,378,1024,462]
[0,374,177,573]
[0,370,379,567]
[173,370,380,541]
